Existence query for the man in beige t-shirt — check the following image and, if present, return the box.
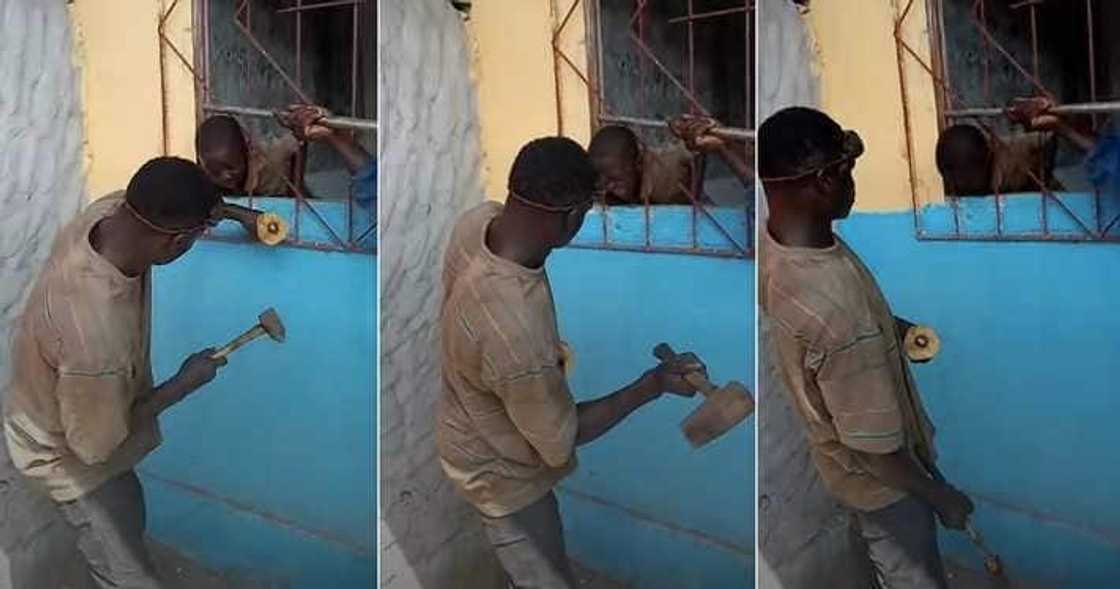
[438,137,705,588]
[4,158,228,588]
[759,107,975,589]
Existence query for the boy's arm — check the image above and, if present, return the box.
[669,115,753,187]
[276,104,372,174]
[1007,96,1096,152]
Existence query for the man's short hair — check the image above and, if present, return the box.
[196,115,246,154]
[508,137,597,208]
[126,157,221,230]
[588,125,640,161]
[758,107,846,179]
[935,124,991,173]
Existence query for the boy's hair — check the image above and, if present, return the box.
[935,124,991,174]
[589,125,641,161]
[195,115,247,155]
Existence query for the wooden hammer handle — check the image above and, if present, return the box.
[652,343,716,395]
[211,325,266,360]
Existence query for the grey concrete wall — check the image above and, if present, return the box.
[0,0,88,587]
[757,1,869,588]
[378,0,502,587]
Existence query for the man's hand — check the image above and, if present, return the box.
[174,348,227,394]
[648,351,706,398]
[1006,96,1060,131]
[275,104,335,142]
[929,483,975,530]
[669,115,726,153]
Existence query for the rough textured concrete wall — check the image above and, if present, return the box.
[757,1,869,588]
[378,1,502,587]
[0,1,87,586]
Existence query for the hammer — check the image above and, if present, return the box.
[211,308,286,360]
[653,343,754,448]
[216,203,289,246]
[922,459,1007,581]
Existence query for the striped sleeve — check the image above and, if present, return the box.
[48,287,136,465]
[814,328,904,454]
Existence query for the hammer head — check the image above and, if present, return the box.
[681,380,754,448]
[258,308,286,343]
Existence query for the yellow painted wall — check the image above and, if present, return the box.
[69,0,198,201]
[805,0,943,212]
[469,0,592,201]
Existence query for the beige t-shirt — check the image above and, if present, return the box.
[436,202,578,518]
[4,194,162,502]
[992,131,1057,193]
[246,134,301,196]
[760,229,936,512]
[640,143,696,205]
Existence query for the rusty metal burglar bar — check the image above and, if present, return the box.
[158,0,376,254]
[895,0,1120,243]
[552,0,756,259]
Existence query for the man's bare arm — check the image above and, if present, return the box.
[1007,97,1097,152]
[575,355,704,446]
[670,115,752,188]
[714,143,753,187]
[575,373,660,446]
[855,449,974,529]
[276,105,372,174]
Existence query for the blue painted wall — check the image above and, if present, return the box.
[144,199,375,588]
[547,236,755,588]
[837,204,1120,587]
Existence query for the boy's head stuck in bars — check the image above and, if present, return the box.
[588,116,753,207]
[195,113,301,198]
[758,106,862,224]
[195,106,375,209]
[589,125,642,204]
[196,115,251,194]
[935,100,1062,198]
[935,125,994,198]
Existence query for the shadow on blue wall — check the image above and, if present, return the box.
[144,202,375,588]
[838,206,1120,586]
[548,247,755,589]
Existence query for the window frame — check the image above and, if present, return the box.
[553,0,756,259]
[158,0,377,254]
[897,0,1120,243]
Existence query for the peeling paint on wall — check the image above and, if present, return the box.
[378,0,504,587]
[0,0,88,586]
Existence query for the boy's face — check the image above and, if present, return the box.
[591,150,641,202]
[200,143,249,193]
[942,158,992,197]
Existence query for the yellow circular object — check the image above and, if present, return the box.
[256,213,289,246]
[904,325,940,362]
[559,341,575,377]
